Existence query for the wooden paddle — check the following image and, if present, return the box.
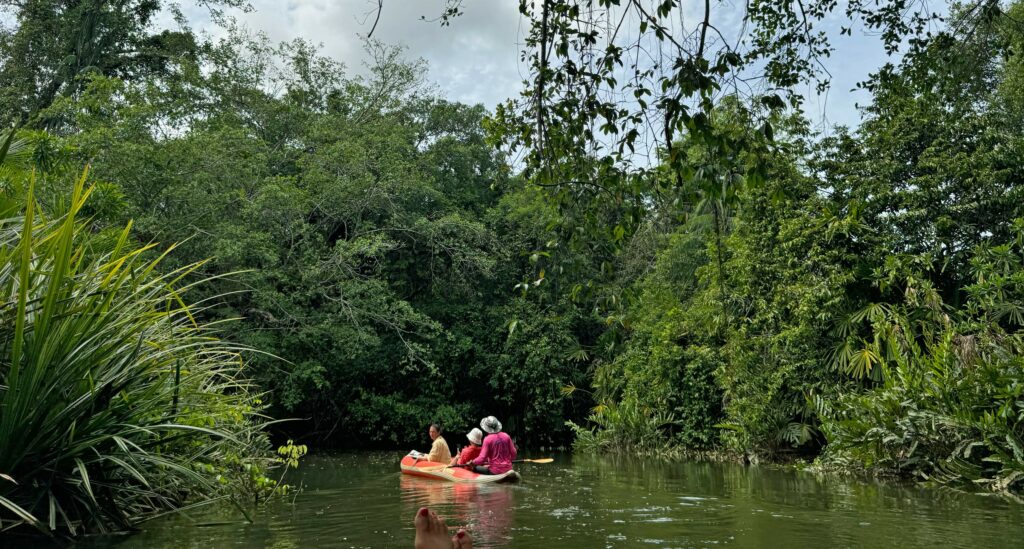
[447,458,553,468]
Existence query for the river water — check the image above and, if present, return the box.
[81,452,1024,548]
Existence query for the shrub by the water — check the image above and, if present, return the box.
[820,223,1024,493]
[0,170,276,537]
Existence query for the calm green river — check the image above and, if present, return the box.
[80,452,1024,548]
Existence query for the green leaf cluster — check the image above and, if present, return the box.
[567,3,1024,493]
[0,168,273,536]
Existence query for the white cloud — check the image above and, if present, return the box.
[173,0,907,129]
[176,0,524,108]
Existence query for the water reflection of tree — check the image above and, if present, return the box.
[400,476,516,547]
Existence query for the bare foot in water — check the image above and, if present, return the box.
[414,507,473,549]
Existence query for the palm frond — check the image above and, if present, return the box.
[0,171,274,537]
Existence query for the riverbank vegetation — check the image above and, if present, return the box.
[0,159,281,536]
[3,0,1024,537]
[544,0,1024,494]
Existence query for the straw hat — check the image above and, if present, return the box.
[466,428,484,445]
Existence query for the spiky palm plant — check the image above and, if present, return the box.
[0,169,271,538]
[0,128,32,212]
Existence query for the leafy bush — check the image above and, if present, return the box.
[821,222,1024,493]
[0,173,274,537]
[568,399,680,457]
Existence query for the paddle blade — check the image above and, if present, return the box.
[522,458,554,464]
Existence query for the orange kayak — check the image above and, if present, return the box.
[400,455,521,484]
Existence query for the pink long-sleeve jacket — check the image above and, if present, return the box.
[471,432,517,474]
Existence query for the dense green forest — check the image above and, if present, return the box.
[3,0,1024,539]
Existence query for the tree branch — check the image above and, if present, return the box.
[367,0,383,38]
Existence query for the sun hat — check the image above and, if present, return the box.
[466,428,484,445]
[480,416,502,434]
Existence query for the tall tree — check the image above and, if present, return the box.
[0,0,244,125]
[482,0,977,292]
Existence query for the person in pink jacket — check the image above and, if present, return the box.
[471,416,517,475]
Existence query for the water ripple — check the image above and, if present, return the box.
[70,452,1024,549]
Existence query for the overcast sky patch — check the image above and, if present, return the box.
[177,0,912,132]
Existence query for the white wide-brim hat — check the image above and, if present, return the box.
[467,427,484,445]
[480,416,502,434]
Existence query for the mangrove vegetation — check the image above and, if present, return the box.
[2,0,1024,540]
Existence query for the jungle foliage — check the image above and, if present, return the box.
[0,160,281,537]
[3,21,598,448]
[560,1,1024,495]
[2,2,1024,535]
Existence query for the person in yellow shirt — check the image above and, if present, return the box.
[425,423,451,464]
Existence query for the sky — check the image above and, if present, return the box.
[177,0,910,132]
